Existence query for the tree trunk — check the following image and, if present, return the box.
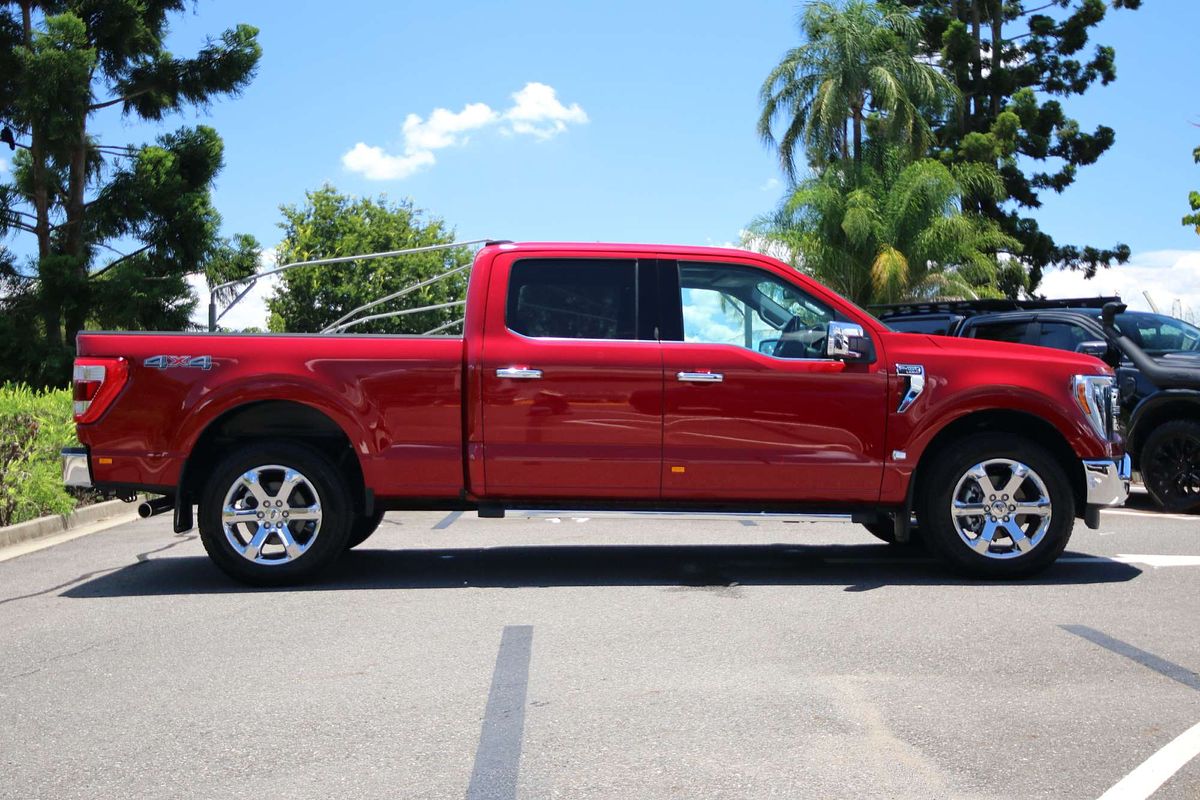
[971,0,982,129]
[63,114,90,348]
[852,105,863,167]
[21,1,61,351]
[990,0,1003,117]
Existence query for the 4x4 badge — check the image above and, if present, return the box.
[144,355,212,370]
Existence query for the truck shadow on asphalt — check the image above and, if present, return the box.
[61,543,1141,597]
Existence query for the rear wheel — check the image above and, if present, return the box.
[346,510,386,549]
[1140,420,1200,513]
[918,434,1074,578]
[198,442,352,586]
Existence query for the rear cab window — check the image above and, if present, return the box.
[506,259,641,340]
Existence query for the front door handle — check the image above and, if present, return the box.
[677,371,723,383]
[496,367,543,380]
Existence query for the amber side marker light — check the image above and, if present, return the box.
[72,358,129,423]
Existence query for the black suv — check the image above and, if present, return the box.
[876,297,1200,512]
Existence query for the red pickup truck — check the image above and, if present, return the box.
[62,242,1130,584]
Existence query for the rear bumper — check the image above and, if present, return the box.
[1083,453,1131,507]
[62,447,92,488]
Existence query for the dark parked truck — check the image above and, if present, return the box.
[63,243,1129,584]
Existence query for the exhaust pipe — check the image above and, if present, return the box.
[138,496,173,519]
[1102,302,1200,390]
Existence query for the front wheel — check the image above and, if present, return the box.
[198,442,353,586]
[346,510,386,550]
[917,434,1074,578]
[1140,420,1200,513]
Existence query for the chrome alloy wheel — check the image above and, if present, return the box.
[949,458,1052,559]
[221,464,323,565]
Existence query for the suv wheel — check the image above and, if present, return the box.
[1141,420,1200,513]
[198,442,352,586]
[918,434,1074,578]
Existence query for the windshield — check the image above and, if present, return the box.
[1114,311,1200,355]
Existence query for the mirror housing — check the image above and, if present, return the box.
[826,321,871,362]
[1075,340,1109,358]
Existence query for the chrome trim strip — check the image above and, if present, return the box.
[1083,454,1132,506]
[495,367,543,379]
[62,447,92,489]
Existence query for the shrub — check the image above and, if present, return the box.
[0,384,91,527]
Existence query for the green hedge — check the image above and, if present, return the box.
[0,384,92,527]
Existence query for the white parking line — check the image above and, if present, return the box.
[1097,719,1200,800]
[1104,509,1199,522]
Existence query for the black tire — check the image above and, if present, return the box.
[1140,420,1200,513]
[917,433,1074,578]
[198,442,353,586]
[346,510,386,550]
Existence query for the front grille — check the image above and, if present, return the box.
[1107,385,1121,441]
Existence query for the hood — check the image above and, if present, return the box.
[889,332,1113,375]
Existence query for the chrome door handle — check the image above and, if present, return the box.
[676,371,723,383]
[496,367,543,379]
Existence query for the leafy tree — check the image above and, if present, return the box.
[758,0,957,176]
[750,146,1024,306]
[268,186,473,335]
[1185,143,1200,236]
[0,1,261,385]
[897,0,1142,289]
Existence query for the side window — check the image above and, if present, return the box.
[965,320,1031,345]
[677,262,836,358]
[507,259,638,340]
[1036,321,1091,352]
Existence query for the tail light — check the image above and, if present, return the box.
[72,357,128,423]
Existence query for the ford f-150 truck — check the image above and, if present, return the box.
[62,242,1130,584]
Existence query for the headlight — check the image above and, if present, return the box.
[1071,374,1116,439]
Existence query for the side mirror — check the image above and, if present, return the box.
[826,321,868,361]
[1075,340,1109,358]
[758,338,780,355]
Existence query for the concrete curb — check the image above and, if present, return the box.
[0,499,139,550]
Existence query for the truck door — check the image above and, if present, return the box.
[479,254,663,499]
[659,258,888,503]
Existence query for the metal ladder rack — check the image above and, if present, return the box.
[206,238,499,333]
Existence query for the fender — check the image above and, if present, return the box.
[176,375,376,461]
[1126,389,1200,454]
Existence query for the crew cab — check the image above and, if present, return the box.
[63,243,1130,584]
[877,298,1200,512]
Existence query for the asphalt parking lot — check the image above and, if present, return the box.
[1,493,1197,800]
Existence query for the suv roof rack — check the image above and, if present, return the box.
[871,296,1122,319]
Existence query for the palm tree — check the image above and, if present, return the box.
[748,147,1024,306]
[758,0,957,177]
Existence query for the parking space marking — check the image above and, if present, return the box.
[1096,719,1200,800]
[466,625,534,800]
[1060,625,1200,692]
[1104,509,1199,522]
[1058,555,1200,569]
[433,511,462,530]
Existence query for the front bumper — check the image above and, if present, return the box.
[62,447,92,489]
[1083,453,1131,507]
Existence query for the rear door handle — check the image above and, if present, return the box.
[496,367,543,379]
[676,371,723,383]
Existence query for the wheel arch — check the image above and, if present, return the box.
[1127,392,1200,467]
[911,409,1086,518]
[178,400,369,528]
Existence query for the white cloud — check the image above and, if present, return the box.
[402,102,499,152]
[1038,249,1200,322]
[0,157,7,174]
[343,82,587,181]
[503,82,588,140]
[342,143,435,181]
[761,177,781,192]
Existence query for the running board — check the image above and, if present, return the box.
[492,509,858,524]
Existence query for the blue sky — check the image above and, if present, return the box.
[7,0,1200,323]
